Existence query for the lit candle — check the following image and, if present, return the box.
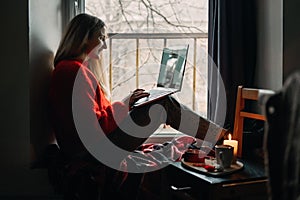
[223,134,238,163]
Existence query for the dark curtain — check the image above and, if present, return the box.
[208,0,258,130]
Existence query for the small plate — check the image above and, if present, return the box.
[181,158,244,177]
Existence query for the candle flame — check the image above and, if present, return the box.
[228,134,232,140]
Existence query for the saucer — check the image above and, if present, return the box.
[181,158,244,177]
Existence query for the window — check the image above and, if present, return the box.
[85,0,209,130]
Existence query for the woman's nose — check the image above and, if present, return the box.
[102,40,107,49]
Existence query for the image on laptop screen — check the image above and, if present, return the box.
[157,45,189,90]
[132,45,189,108]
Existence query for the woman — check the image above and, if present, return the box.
[49,13,226,199]
[49,13,150,160]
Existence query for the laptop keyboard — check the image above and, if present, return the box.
[134,89,173,106]
[149,89,171,99]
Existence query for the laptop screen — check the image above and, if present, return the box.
[157,45,189,90]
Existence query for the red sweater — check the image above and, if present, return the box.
[49,59,128,157]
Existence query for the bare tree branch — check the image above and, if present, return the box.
[118,0,134,31]
[140,0,204,32]
[86,0,207,33]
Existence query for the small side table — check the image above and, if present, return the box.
[161,159,268,200]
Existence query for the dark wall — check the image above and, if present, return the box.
[283,0,300,80]
[29,0,63,163]
[0,0,32,196]
[0,0,63,198]
[256,0,283,90]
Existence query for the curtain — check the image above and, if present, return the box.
[208,0,258,130]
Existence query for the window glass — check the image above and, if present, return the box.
[85,0,208,120]
[86,0,207,33]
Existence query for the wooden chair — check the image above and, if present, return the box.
[232,85,275,157]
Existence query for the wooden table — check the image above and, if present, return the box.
[160,159,269,200]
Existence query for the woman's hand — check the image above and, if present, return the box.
[129,89,150,107]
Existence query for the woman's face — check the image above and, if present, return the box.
[86,27,107,59]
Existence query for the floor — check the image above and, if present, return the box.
[0,195,63,200]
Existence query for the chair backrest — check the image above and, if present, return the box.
[232,86,275,157]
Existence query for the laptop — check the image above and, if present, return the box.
[132,44,189,108]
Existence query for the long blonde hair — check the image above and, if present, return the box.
[87,56,110,99]
[54,13,110,98]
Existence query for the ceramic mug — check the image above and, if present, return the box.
[215,144,234,169]
[183,149,206,163]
